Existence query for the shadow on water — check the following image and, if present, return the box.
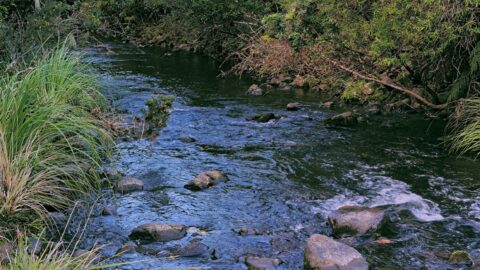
[80,44,480,269]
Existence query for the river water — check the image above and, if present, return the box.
[80,43,480,269]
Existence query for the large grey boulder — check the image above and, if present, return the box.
[304,234,368,270]
[129,223,186,242]
[328,205,385,236]
[116,177,144,193]
[184,170,227,191]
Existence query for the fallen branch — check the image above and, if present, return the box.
[329,59,448,110]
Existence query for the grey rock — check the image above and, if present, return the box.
[116,177,144,193]
[179,136,196,143]
[304,234,368,270]
[129,223,186,242]
[174,239,209,257]
[28,238,42,255]
[246,84,263,96]
[246,256,281,270]
[184,170,228,191]
[325,111,358,126]
[328,205,385,236]
[286,102,301,111]
[102,205,117,216]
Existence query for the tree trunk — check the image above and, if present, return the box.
[34,0,41,10]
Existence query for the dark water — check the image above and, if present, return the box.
[81,43,480,269]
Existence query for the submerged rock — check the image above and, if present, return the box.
[246,256,281,269]
[116,177,144,193]
[325,111,359,126]
[102,205,117,216]
[179,136,196,143]
[247,113,278,123]
[304,234,368,270]
[184,170,228,191]
[286,102,301,111]
[246,84,264,96]
[129,223,186,242]
[328,205,385,236]
[449,250,473,266]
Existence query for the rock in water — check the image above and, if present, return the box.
[129,223,186,242]
[328,206,385,236]
[286,102,301,111]
[449,250,473,266]
[304,234,368,270]
[246,256,281,270]
[174,239,209,257]
[325,111,358,126]
[116,177,144,193]
[247,113,277,123]
[184,170,228,191]
[246,84,263,96]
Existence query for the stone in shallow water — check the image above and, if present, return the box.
[116,177,144,193]
[449,250,473,266]
[246,113,278,123]
[246,84,264,96]
[184,170,227,191]
[129,223,186,242]
[286,102,301,111]
[246,256,281,270]
[173,239,209,257]
[328,205,385,236]
[304,234,368,270]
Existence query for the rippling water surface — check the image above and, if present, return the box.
[81,44,480,269]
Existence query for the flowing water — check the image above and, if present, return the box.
[81,43,480,269]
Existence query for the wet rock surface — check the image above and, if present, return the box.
[325,111,359,126]
[286,102,301,111]
[116,177,144,193]
[172,239,209,257]
[246,256,281,269]
[304,234,368,270]
[247,113,278,123]
[328,205,385,236]
[129,223,187,242]
[246,84,264,96]
[184,170,228,191]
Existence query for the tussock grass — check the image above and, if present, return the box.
[5,240,104,270]
[448,98,480,156]
[0,47,112,232]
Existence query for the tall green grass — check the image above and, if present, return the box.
[448,98,480,156]
[0,47,112,231]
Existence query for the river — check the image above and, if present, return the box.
[79,43,480,269]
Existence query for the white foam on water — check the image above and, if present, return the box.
[312,173,444,222]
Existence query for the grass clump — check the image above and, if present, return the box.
[448,98,480,156]
[0,46,112,234]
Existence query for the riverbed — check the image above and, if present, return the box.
[80,43,480,269]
